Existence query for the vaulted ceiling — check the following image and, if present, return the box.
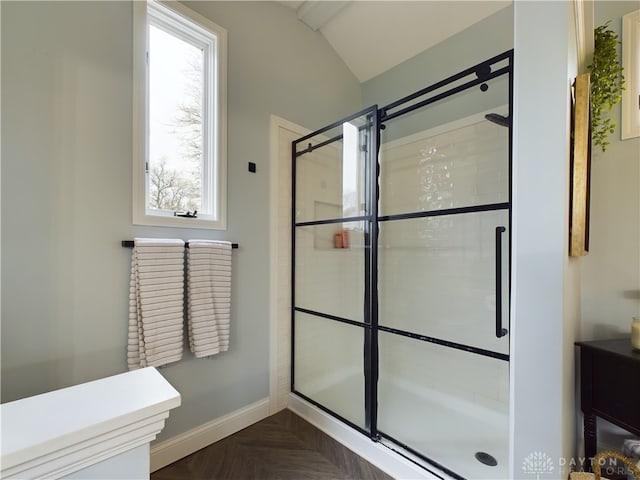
[279,1,512,82]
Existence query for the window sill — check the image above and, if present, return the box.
[133,212,227,230]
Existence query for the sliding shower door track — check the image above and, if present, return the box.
[290,390,373,439]
[377,432,466,480]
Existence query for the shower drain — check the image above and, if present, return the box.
[475,452,498,467]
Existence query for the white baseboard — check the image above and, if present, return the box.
[287,394,447,480]
[150,398,271,472]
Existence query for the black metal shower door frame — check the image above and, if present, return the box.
[291,49,514,478]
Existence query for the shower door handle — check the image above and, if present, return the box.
[495,226,508,338]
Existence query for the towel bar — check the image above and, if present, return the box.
[122,240,239,249]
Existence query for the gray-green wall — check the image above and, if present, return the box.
[578,0,640,454]
[1,0,361,442]
[362,5,513,107]
[581,1,640,341]
[360,5,513,144]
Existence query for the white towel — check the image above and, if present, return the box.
[186,240,232,358]
[623,439,640,459]
[127,238,185,370]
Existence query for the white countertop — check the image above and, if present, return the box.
[1,367,181,479]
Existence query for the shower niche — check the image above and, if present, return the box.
[291,51,513,480]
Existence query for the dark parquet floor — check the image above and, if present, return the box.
[151,409,393,480]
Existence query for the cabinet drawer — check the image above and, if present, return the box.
[591,352,640,432]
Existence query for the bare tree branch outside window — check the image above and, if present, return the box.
[149,157,199,211]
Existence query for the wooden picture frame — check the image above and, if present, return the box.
[569,73,591,257]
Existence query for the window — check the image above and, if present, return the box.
[622,9,640,139]
[133,0,227,229]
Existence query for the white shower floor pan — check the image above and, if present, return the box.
[295,375,509,480]
[378,378,509,480]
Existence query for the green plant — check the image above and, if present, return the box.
[588,22,625,152]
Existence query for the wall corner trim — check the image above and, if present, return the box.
[150,398,271,472]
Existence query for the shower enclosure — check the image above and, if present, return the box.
[291,51,512,480]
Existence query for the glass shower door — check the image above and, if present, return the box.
[376,58,511,479]
[291,107,378,432]
[290,51,513,480]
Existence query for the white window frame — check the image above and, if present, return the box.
[621,9,640,139]
[133,0,227,229]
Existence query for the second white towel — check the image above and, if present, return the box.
[187,240,232,357]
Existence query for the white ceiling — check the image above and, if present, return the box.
[280,1,512,82]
